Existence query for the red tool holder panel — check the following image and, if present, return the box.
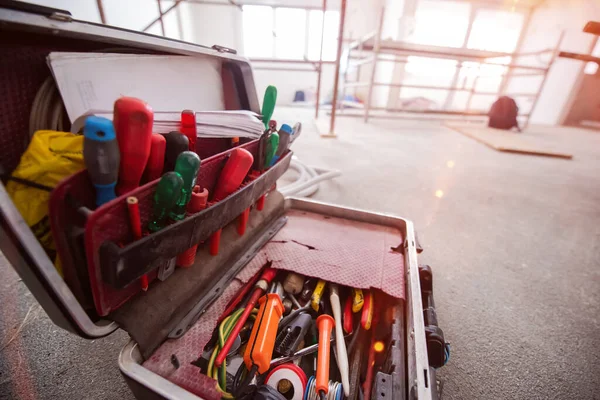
[49,138,291,316]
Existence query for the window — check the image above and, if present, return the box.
[407,0,472,48]
[242,5,339,61]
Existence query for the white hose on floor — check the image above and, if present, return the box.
[279,156,342,197]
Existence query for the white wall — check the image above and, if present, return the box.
[507,0,600,125]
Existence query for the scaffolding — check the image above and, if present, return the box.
[332,6,563,130]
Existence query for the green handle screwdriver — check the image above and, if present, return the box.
[264,132,279,169]
[148,172,184,233]
[262,85,277,129]
[170,151,201,220]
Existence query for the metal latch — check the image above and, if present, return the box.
[48,12,73,22]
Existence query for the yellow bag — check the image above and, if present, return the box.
[6,130,85,271]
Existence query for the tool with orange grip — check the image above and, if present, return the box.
[243,292,284,374]
[215,267,277,368]
[316,314,334,400]
[361,289,374,330]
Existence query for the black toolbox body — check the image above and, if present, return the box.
[0,3,436,400]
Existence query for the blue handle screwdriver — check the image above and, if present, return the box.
[83,116,120,207]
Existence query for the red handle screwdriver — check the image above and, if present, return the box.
[142,133,166,183]
[114,97,153,196]
[209,148,254,255]
[215,267,276,367]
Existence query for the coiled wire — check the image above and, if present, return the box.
[304,376,343,400]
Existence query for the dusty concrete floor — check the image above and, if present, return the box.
[1,108,599,399]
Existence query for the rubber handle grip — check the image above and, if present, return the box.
[213,148,254,202]
[244,293,284,374]
[143,133,166,183]
[83,116,120,206]
[161,131,189,172]
[114,97,153,196]
[330,284,350,396]
[180,110,197,152]
[316,314,334,395]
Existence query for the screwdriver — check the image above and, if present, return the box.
[316,313,334,400]
[215,267,277,367]
[270,123,292,166]
[83,116,120,207]
[148,172,184,233]
[142,134,166,183]
[261,85,277,129]
[264,132,279,169]
[113,97,154,196]
[180,110,197,152]
[209,148,254,255]
[161,131,189,172]
[170,151,201,220]
[329,284,350,396]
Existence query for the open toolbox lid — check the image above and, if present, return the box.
[0,1,263,338]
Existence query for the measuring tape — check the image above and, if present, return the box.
[265,364,307,400]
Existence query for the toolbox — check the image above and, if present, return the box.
[0,3,440,400]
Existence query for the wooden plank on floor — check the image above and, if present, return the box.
[444,123,573,160]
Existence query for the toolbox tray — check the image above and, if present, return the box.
[117,195,432,400]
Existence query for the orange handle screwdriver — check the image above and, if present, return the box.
[316,314,334,397]
[243,293,284,374]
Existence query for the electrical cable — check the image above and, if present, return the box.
[278,156,341,198]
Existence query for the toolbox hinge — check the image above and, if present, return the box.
[48,11,73,22]
[212,44,237,55]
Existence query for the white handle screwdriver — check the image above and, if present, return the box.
[329,283,350,396]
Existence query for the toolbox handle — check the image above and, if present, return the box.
[98,151,292,289]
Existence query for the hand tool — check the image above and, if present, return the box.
[242,290,284,373]
[361,289,374,330]
[237,207,250,236]
[126,196,149,291]
[148,171,183,232]
[264,132,279,169]
[161,131,189,172]
[253,129,271,211]
[348,328,365,400]
[274,313,312,356]
[270,124,292,166]
[268,120,277,132]
[180,110,197,152]
[209,147,254,255]
[83,116,120,206]
[218,263,271,325]
[142,133,166,183]
[343,295,354,334]
[176,185,209,267]
[351,288,364,313]
[311,280,326,312]
[279,296,312,329]
[363,333,377,400]
[419,264,447,368]
[234,290,283,398]
[265,364,307,400]
[282,272,304,295]
[261,86,277,129]
[215,267,277,367]
[270,335,338,368]
[315,314,334,400]
[329,284,350,396]
[290,122,302,145]
[170,151,201,220]
[282,298,293,315]
[288,293,302,310]
[113,97,153,196]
